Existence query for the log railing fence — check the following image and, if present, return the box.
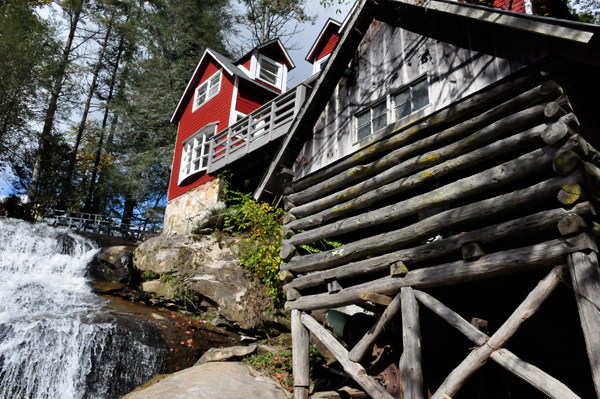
[282,72,600,399]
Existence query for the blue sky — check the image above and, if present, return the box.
[0,1,353,199]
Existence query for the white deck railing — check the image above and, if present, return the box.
[207,83,309,173]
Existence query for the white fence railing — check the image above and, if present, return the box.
[45,209,161,239]
[207,83,309,173]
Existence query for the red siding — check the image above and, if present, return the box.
[255,78,281,93]
[242,57,252,70]
[168,60,235,201]
[236,81,277,115]
[317,32,340,61]
[493,0,527,12]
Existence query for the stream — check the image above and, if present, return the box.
[0,218,168,399]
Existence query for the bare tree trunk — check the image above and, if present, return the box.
[84,32,124,212]
[27,0,85,205]
[60,18,113,206]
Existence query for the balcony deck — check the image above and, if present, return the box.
[207,83,310,174]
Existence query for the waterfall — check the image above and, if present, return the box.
[0,218,167,399]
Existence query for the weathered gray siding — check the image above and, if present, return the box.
[293,20,548,180]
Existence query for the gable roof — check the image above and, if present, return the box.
[305,18,342,63]
[253,0,600,201]
[235,38,296,70]
[171,48,281,124]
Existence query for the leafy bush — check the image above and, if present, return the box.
[223,187,285,303]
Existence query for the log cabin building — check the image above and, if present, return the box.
[167,0,600,397]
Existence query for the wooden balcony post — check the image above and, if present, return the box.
[292,310,310,399]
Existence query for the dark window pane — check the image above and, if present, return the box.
[394,102,411,120]
[357,123,371,141]
[412,79,428,96]
[413,92,429,111]
[357,112,370,128]
[373,113,387,132]
[372,102,387,118]
[393,90,409,106]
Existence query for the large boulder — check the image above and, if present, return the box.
[121,362,291,399]
[133,234,250,327]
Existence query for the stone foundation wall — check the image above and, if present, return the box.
[164,178,224,235]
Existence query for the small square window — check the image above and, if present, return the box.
[193,71,221,112]
[257,55,282,88]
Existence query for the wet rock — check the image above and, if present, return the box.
[134,234,251,328]
[121,362,291,399]
[88,243,138,284]
[142,280,172,299]
[195,344,257,365]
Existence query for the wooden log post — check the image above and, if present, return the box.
[291,79,562,193]
[553,151,582,176]
[414,290,581,399]
[360,292,393,306]
[286,234,597,311]
[285,203,595,291]
[288,123,549,231]
[568,251,600,398]
[430,265,567,399]
[558,183,584,205]
[400,287,425,399]
[292,310,310,399]
[300,313,395,399]
[348,292,402,363]
[287,146,558,248]
[558,214,588,235]
[283,172,586,274]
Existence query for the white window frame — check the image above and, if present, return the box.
[355,75,430,143]
[192,70,222,112]
[256,54,283,89]
[313,54,330,74]
[178,123,218,184]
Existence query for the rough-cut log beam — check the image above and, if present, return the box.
[558,183,583,205]
[568,251,600,398]
[558,214,588,235]
[542,122,574,145]
[288,103,554,209]
[300,313,395,399]
[414,290,581,399]
[285,203,595,290]
[430,266,566,399]
[291,80,562,193]
[287,146,557,248]
[559,112,580,131]
[281,241,297,262]
[585,162,600,187]
[280,270,294,282]
[288,123,549,232]
[286,234,596,311]
[553,151,581,176]
[348,293,402,362]
[292,310,310,399]
[283,171,585,275]
[359,292,393,306]
[400,287,425,399]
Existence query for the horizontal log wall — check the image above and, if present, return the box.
[281,75,600,315]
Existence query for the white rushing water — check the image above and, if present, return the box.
[0,218,165,399]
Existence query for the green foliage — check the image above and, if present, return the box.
[222,182,285,303]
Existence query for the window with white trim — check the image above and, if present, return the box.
[356,101,388,142]
[314,55,330,74]
[355,77,429,142]
[391,78,429,121]
[257,55,282,88]
[179,124,216,183]
[193,71,221,112]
